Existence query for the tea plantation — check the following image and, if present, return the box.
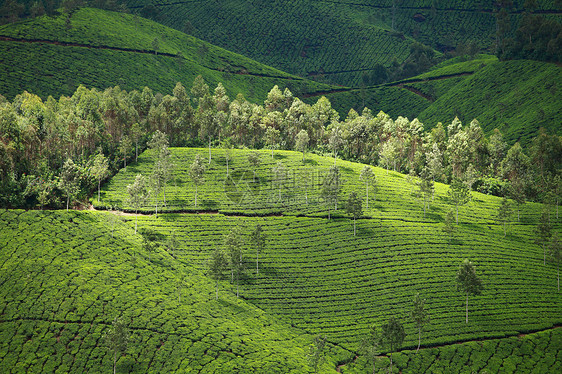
[0,7,331,102]
[1,148,561,372]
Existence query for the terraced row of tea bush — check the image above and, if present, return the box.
[132,209,561,354]
[0,8,332,101]
[342,327,562,373]
[0,210,338,373]
[96,148,547,225]
[124,0,417,86]
[418,59,562,145]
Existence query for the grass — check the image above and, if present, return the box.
[0,8,333,102]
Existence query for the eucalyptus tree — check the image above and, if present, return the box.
[209,248,228,300]
[59,158,80,211]
[419,170,434,219]
[447,178,471,224]
[247,151,261,182]
[345,192,363,236]
[359,325,380,374]
[322,165,343,219]
[90,150,109,202]
[265,126,280,158]
[250,224,266,275]
[189,154,206,208]
[127,174,148,233]
[105,317,129,374]
[360,165,376,209]
[456,259,483,323]
[497,196,513,237]
[307,334,327,374]
[272,161,287,202]
[410,292,430,352]
[119,135,132,168]
[224,227,245,297]
[380,316,406,372]
[295,129,310,162]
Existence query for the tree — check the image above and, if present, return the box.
[247,151,261,182]
[447,179,471,224]
[322,165,342,219]
[189,154,206,208]
[91,150,109,202]
[272,161,287,202]
[250,224,266,275]
[358,325,380,374]
[105,317,129,374]
[410,293,430,352]
[265,126,280,158]
[295,129,310,162]
[307,334,327,374]
[119,135,132,168]
[380,316,406,372]
[442,209,456,240]
[346,192,363,236]
[497,196,513,237]
[131,122,143,162]
[59,158,80,211]
[456,259,483,324]
[360,165,376,209]
[535,209,553,265]
[221,138,233,176]
[152,37,159,55]
[418,172,434,219]
[148,131,172,209]
[224,227,245,298]
[329,125,343,165]
[549,233,561,291]
[127,174,148,234]
[209,248,228,300]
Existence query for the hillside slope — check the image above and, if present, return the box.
[0,209,341,373]
[0,7,332,101]
[95,147,562,353]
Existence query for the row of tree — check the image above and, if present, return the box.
[1,78,560,209]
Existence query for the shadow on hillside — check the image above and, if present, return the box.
[201,199,219,209]
[304,158,318,166]
[273,154,287,160]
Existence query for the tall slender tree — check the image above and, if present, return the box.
[549,233,561,291]
[535,209,553,265]
[59,158,80,211]
[360,165,376,209]
[345,192,363,236]
[189,154,206,208]
[295,129,310,162]
[247,151,261,182]
[380,316,406,372]
[127,174,148,234]
[359,325,380,374]
[209,248,228,300]
[104,317,129,374]
[456,259,483,324]
[250,224,266,275]
[410,292,430,352]
[90,150,109,203]
[307,334,327,374]
[447,178,471,224]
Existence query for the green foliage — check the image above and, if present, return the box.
[0,7,332,103]
[307,334,327,374]
[0,210,315,372]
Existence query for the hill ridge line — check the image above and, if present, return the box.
[0,36,305,81]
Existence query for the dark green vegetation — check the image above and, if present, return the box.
[101,148,562,349]
[0,7,331,102]
[345,328,562,373]
[120,0,562,86]
[0,209,334,373]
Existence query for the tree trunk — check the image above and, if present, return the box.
[389,352,393,373]
[354,217,356,236]
[208,138,212,164]
[366,183,369,209]
[195,185,197,208]
[417,326,421,352]
[466,292,469,323]
[135,142,138,162]
[135,210,138,234]
[113,350,117,374]
[558,263,559,292]
[216,280,218,300]
[423,201,426,218]
[544,244,546,265]
[66,194,70,211]
[155,199,158,218]
[271,147,274,158]
[98,178,101,202]
[456,205,459,225]
[226,157,229,176]
[372,357,376,374]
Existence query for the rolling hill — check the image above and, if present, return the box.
[2,147,561,372]
[0,7,333,102]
